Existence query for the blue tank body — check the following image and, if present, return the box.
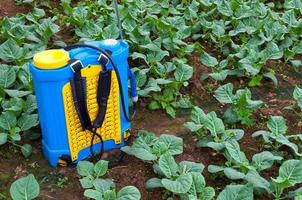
[29,40,131,167]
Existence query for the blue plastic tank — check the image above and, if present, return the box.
[29,40,131,167]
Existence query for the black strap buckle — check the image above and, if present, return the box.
[98,53,109,68]
[69,59,84,73]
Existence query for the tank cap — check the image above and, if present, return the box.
[102,39,118,46]
[33,49,70,70]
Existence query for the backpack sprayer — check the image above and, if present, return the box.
[29,0,138,167]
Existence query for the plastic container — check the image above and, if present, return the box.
[29,40,131,167]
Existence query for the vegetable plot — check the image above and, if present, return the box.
[0,0,301,200]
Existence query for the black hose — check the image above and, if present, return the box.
[89,128,104,161]
[113,0,124,40]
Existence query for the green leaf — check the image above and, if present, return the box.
[174,63,193,82]
[273,160,302,188]
[145,178,164,189]
[10,174,40,200]
[79,176,94,189]
[225,140,248,165]
[121,146,157,161]
[204,112,225,136]
[4,89,31,98]
[208,165,224,173]
[179,161,205,173]
[94,179,114,193]
[217,184,253,200]
[0,133,8,145]
[24,95,37,114]
[94,160,108,178]
[117,186,141,200]
[267,116,288,136]
[201,52,218,67]
[162,173,193,194]
[0,39,24,63]
[214,83,235,104]
[159,134,183,156]
[17,114,38,131]
[102,24,120,39]
[158,153,178,178]
[0,64,16,88]
[21,144,32,158]
[251,151,283,171]
[244,169,270,192]
[0,111,17,131]
[294,86,302,110]
[84,189,102,200]
[77,161,94,177]
[199,187,215,200]
[2,97,24,112]
[223,168,245,180]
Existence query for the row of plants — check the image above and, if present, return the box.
[1,0,301,154]
[0,6,64,156]
[50,0,302,116]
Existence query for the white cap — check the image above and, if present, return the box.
[103,39,118,46]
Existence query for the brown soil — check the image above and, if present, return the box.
[0,0,30,17]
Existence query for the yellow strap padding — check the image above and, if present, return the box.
[62,65,121,161]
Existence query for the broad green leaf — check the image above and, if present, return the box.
[251,151,283,171]
[0,111,17,131]
[159,134,183,155]
[145,178,164,189]
[121,146,157,161]
[117,186,141,200]
[217,184,253,200]
[1,97,24,112]
[208,165,224,173]
[199,187,215,200]
[223,168,245,180]
[24,95,37,114]
[179,161,205,173]
[225,140,248,165]
[0,39,24,63]
[0,133,8,145]
[94,160,108,177]
[274,135,302,156]
[17,114,38,131]
[244,169,270,192]
[294,86,302,109]
[273,160,302,188]
[94,179,114,193]
[158,153,178,178]
[188,172,205,195]
[184,122,203,132]
[77,161,94,177]
[162,173,193,194]
[174,63,193,82]
[214,83,235,104]
[201,52,218,67]
[84,189,102,200]
[10,174,40,200]
[4,89,31,98]
[21,144,32,158]
[102,24,120,39]
[268,116,288,136]
[204,112,225,136]
[0,64,16,88]
[80,176,94,189]
[191,106,207,124]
